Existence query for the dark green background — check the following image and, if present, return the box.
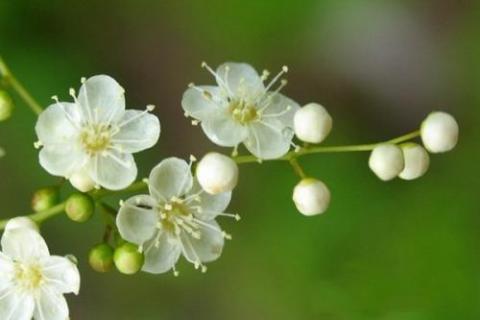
[0,1,479,319]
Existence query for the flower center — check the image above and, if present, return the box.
[80,123,112,155]
[159,201,197,234]
[14,263,43,291]
[228,100,258,125]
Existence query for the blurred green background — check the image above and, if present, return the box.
[1,0,479,319]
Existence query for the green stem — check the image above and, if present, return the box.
[234,130,420,165]
[0,55,43,115]
[289,158,306,178]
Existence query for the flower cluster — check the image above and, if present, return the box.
[0,60,460,318]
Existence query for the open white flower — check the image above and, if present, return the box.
[35,75,161,191]
[116,157,238,275]
[0,228,80,320]
[182,62,300,159]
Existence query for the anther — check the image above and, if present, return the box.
[80,77,86,84]
[146,104,155,112]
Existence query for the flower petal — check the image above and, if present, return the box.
[216,63,265,99]
[142,231,182,274]
[1,228,49,262]
[40,256,80,295]
[33,287,69,320]
[112,110,161,153]
[182,86,224,121]
[116,195,158,245]
[35,102,81,145]
[77,75,125,123]
[0,253,14,283]
[260,93,300,127]
[0,291,35,320]
[149,157,193,201]
[190,181,232,220]
[39,145,86,177]
[180,220,224,263]
[201,112,248,147]
[88,152,137,190]
[244,118,292,159]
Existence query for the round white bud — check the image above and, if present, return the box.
[292,178,331,216]
[368,144,404,181]
[421,111,459,153]
[399,143,430,180]
[196,152,239,194]
[5,217,39,233]
[293,103,333,143]
[69,170,95,192]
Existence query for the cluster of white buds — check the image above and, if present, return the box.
[368,111,458,181]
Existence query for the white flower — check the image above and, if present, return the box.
[4,217,39,233]
[35,75,161,191]
[196,152,239,195]
[368,144,404,181]
[399,143,430,180]
[182,62,300,159]
[294,103,333,144]
[0,228,80,320]
[292,178,331,216]
[421,111,459,153]
[116,157,238,275]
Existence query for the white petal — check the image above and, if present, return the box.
[0,253,14,286]
[88,152,137,190]
[1,228,49,262]
[142,231,182,274]
[39,145,86,177]
[201,112,248,147]
[182,86,223,120]
[33,287,69,320]
[180,220,224,263]
[35,102,81,145]
[116,195,158,245]
[149,157,193,201]
[191,181,232,220]
[112,110,161,153]
[244,119,292,159]
[40,256,80,295]
[216,63,265,99]
[77,75,125,123]
[260,93,300,127]
[0,291,35,320]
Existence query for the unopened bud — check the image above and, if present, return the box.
[69,170,95,193]
[196,152,239,194]
[399,143,430,180]
[32,186,60,212]
[89,243,114,273]
[368,144,404,181]
[421,111,459,153]
[292,178,331,216]
[114,242,144,275]
[65,193,94,223]
[294,103,333,144]
[0,90,13,121]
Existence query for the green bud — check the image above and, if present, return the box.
[0,90,13,121]
[32,186,60,212]
[65,193,94,222]
[114,242,144,275]
[89,243,114,273]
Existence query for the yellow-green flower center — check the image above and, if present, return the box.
[160,201,191,232]
[80,123,112,155]
[14,263,44,291]
[228,100,258,125]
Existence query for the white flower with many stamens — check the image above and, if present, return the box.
[182,62,300,159]
[0,228,80,320]
[35,75,161,191]
[116,157,238,275]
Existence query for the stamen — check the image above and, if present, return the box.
[261,69,270,81]
[231,145,239,157]
[33,141,43,149]
[116,105,154,129]
[265,65,288,92]
[172,265,180,277]
[218,213,241,221]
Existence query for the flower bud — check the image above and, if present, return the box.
[5,217,39,233]
[114,243,144,275]
[421,111,459,153]
[89,243,114,273]
[293,103,333,144]
[69,170,95,193]
[399,143,430,180]
[292,178,331,216]
[196,152,239,194]
[31,186,60,212]
[65,193,94,223]
[0,90,13,121]
[368,144,404,181]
